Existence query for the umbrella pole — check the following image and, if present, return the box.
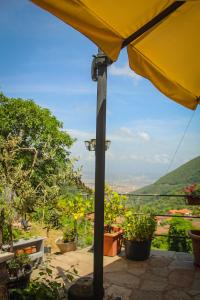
[93,48,109,299]
[68,49,111,300]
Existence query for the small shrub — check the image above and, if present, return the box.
[63,228,76,243]
[152,236,168,250]
[123,209,157,241]
[167,218,192,253]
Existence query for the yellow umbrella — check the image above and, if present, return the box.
[29,1,200,299]
[31,0,200,109]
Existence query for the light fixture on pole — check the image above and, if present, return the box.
[84,138,111,152]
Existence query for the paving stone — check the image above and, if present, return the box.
[104,258,128,273]
[175,252,193,262]
[126,259,148,269]
[149,256,173,268]
[151,250,175,258]
[191,278,200,291]
[127,267,146,276]
[140,271,167,282]
[150,267,170,278]
[194,271,200,280]
[169,260,195,270]
[168,269,194,288]
[140,279,168,292]
[130,289,163,300]
[104,271,140,289]
[187,289,200,296]
[163,289,192,300]
[127,263,147,276]
[105,284,132,300]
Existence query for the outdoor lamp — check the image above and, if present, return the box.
[84,139,111,151]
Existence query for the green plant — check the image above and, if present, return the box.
[184,184,200,197]
[152,236,168,250]
[9,262,78,300]
[123,209,157,241]
[16,253,31,268]
[58,193,93,240]
[7,253,31,278]
[7,258,21,276]
[63,227,76,243]
[104,185,126,233]
[167,218,192,252]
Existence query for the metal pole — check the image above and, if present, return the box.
[93,48,108,299]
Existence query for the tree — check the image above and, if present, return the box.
[0,135,38,250]
[0,92,74,188]
[0,93,83,249]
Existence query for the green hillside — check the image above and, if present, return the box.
[129,156,200,212]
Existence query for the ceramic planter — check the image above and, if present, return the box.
[56,240,76,253]
[7,268,32,289]
[124,239,152,261]
[104,226,123,257]
[186,196,200,205]
[188,230,200,266]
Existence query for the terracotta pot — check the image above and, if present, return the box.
[56,241,76,253]
[24,247,32,254]
[31,246,37,253]
[104,226,123,257]
[15,249,24,255]
[186,196,200,205]
[188,230,200,266]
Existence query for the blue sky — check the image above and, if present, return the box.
[0,0,200,190]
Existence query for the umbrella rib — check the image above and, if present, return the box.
[121,1,186,49]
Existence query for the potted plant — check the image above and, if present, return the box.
[188,229,200,266]
[56,194,93,252]
[184,184,200,205]
[122,209,157,260]
[56,227,77,253]
[7,257,20,277]
[7,253,32,289]
[104,186,126,256]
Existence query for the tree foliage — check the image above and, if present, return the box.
[0,93,84,247]
[0,92,74,188]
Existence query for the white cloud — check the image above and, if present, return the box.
[151,154,170,164]
[109,64,141,84]
[120,126,133,137]
[66,129,94,140]
[109,127,150,142]
[130,154,146,161]
[137,131,151,141]
[123,153,169,165]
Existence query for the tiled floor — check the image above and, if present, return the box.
[46,248,200,299]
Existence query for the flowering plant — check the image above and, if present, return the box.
[122,209,157,241]
[184,184,200,197]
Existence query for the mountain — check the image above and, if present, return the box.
[129,156,200,211]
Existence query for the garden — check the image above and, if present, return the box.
[0,93,200,299]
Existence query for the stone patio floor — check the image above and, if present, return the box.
[47,248,200,300]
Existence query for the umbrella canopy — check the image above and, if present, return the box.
[31,0,200,109]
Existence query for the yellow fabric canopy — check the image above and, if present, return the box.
[31,0,200,110]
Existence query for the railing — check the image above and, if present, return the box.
[122,193,200,244]
[85,193,200,244]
